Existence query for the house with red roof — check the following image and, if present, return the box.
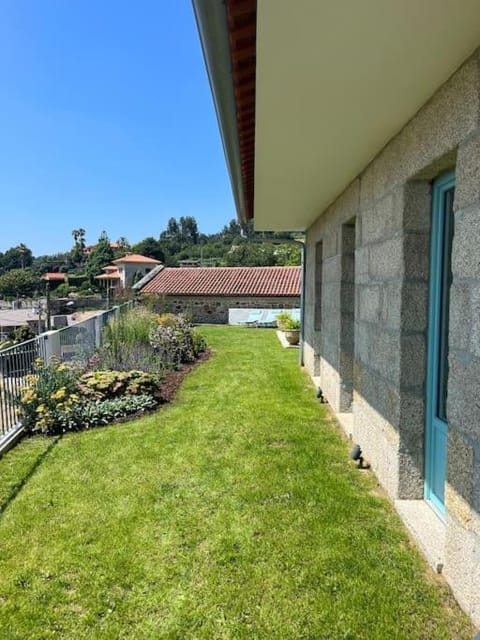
[96,254,162,291]
[41,273,67,283]
[136,265,300,323]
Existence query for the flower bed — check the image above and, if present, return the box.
[17,310,207,435]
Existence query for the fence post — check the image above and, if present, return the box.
[94,315,102,348]
[43,330,61,362]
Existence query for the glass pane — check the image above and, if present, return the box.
[437,187,454,421]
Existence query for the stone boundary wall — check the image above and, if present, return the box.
[303,50,480,623]
[50,296,105,315]
[149,295,300,324]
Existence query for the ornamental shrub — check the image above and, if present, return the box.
[155,313,179,328]
[149,315,206,368]
[78,370,162,401]
[101,307,163,372]
[69,394,157,430]
[18,359,162,434]
[104,307,157,350]
[17,357,82,434]
[16,309,206,435]
[94,342,165,373]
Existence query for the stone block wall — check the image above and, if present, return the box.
[150,295,299,324]
[444,127,480,622]
[303,49,480,623]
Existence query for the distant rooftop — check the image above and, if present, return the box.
[42,273,67,281]
[112,254,162,265]
[84,241,121,255]
[139,266,301,297]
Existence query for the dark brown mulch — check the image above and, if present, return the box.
[158,349,211,403]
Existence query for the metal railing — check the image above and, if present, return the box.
[0,337,48,438]
[0,301,133,444]
[56,305,124,362]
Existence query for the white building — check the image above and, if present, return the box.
[96,254,161,290]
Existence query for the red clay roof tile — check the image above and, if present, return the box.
[140,266,300,297]
[42,273,67,281]
[112,254,162,265]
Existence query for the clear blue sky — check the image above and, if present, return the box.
[0,0,236,256]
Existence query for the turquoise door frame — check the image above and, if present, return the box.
[424,170,455,516]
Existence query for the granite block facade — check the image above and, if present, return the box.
[303,50,480,624]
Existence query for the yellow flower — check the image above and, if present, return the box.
[22,390,36,403]
[36,404,46,413]
[57,363,68,372]
[51,387,66,400]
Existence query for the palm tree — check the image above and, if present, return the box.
[71,228,87,266]
[77,228,86,250]
[16,244,29,270]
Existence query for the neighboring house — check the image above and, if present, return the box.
[83,241,121,257]
[42,272,67,293]
[42,273,67,284]
[193,0,480,623]
[96,265,122,291]
[136,265,300,323]
[96,254,161,290]
[0,309,44,339]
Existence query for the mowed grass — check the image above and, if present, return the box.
[0,327,473,639]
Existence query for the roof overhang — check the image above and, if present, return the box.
[192,0,256,223]
[193,0,480,231]
[95,274,120,280]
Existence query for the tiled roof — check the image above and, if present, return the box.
[42,273,66,281]
[96,265,120,279]
[140,266,301,297]
[112,254,161,265]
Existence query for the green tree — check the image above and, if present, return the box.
[220,219,242,243]
[70,228,87,267]
[116,236,130,252]
[32,253,72,275]
[0,268,42,299]
[165,217,180,239]
[224,243,277,267]
[160,217,180,243]
[159,218,182,263]
[272,244,302,266]
[131,237,164,262]
[85,231,114,284]
[0,244,33,273]
[179,216,199,244]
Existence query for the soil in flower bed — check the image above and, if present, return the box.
[158,349,211,403]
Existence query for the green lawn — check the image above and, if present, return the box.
[0,327,473,639]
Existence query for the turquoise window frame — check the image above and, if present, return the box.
[424,169,455,516]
